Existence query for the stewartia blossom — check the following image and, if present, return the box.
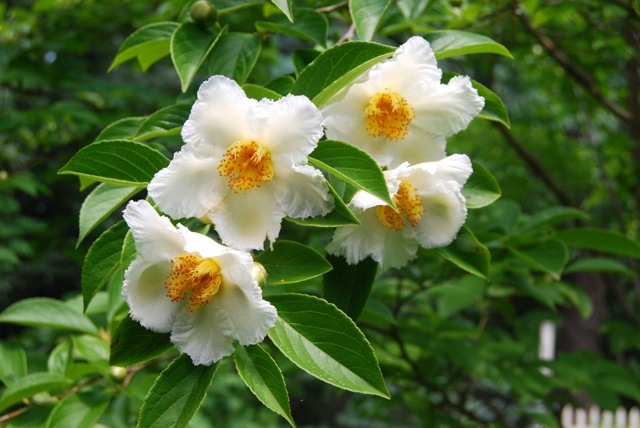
[322,36,485,168]
[122,200,277,366]
[326,154,472,271]
[148,75,334,251]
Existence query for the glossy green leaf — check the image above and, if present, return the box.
[58,140,169,186]
[286,181,360,227]
[291,41,394,105]
[0,341,27,386]
[436,226,491,279]
[45,391,109,428]
[0,372,72,413]
[121,229,137,271]
[95,117,146,142]
[234,345,294,427]
[77,183,141,246]
[73,335,109,364]
[564,257,637,277]
[256,8,328,47]
[266,293,389,398]
[309,140,392,207]
[350,0,392,41]
[255,240,332,285]
[82,221,128,310]
[137,354,217,428]
[425,30,513,60]
[323,255,378,321]
[554,281,594,319]
[429,276,485,318]
[518,206,589,233]
[270,0,293,21]
[462,161,501,209]
[0,298,98,336]
[110,315,173,367]
[510,239,568,278]
[264,75,295,95]
[134,104,191,141]
[171,23,223,92]
[207,32,261,84]
[242,84,283,101]
[109,22,179,71]
[47,339,72,376]
[556,228,640,259]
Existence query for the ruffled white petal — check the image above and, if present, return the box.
[414,189,467,248]
[148,151,226,220]
[382,131,447,168]
[273,165,333,219]
[181,75,257,156]
[403,154,473,192]
[322,81,373,151]
[123,258,178,332]
[208,188,284,250]
[412,76,485,137]
[253,95,324,164]
[122,200,184,261]
[170,305,235,366]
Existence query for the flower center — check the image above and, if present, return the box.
[365,91,415,140]
[376,181,425,230]
[165,253,223,312]
[217,139,274,192]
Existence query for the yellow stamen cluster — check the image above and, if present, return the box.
[165,253,223,312]
[218,139,274,192]
[376,181,425,230]
[365,91,415,141]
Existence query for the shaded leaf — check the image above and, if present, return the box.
[95,117,146,142]
[255,240,332,286]
[45,391,109,428]
[134,104,191,141]
[110,315,173,367]
[350,0,392,41]
[436,226,491,279]
[0,298,98,336]
[286,181,360,227]
[171,23,224,92]
[207,32,261,84]
[0,373,72,414]
[462,161,501,209]
[323,255,378,321]
[510,239,568,278]
[0,341,27,386]
[109,22,179,71]
[270,0,293,21]
[556,228,640,259]
[256,8,328,47]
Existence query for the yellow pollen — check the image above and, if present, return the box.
[164,253,223,312]
[365,91,415,140]
[376,181,425,230]
[217,139,274,192]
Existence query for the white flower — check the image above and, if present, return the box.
[148,75,334,251]
[322,36,485,168]
[122,200,278,366]
[326,154,472,271]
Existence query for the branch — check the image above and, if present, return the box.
[513,2,633,123]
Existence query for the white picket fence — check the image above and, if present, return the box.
[561,405,640,428]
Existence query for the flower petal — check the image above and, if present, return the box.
[123,200,184,261]
[170,305,235,365]
[412,76,485,136]
[404,154,473,192]
[148,151,226,220]
[274,165,333,219]
[208,188,284,250]
[252,94,324,164]
[181,75,257,155]
[123,258,178,333]
[382,131,446,168]
[415,189,467,248]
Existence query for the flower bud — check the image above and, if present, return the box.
[252,262,268,287]
[190,0,218,27]
[110,365,128,381]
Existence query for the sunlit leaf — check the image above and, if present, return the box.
[0,298,98,336]
[109,22,179,71]
[255,240,332,285]
[462,161,501,209]
[436,226,490,279]
[0,341,27,386]
[425,30,513,60]
[134,104,191,141]
[207,32,261,84]
[256,8,328,47]
[95,117,145,142]
[270,0,293,21]
[171,23,224,92]
[45,391,109,428]
[0,373,72,414]
[350,0,392,41]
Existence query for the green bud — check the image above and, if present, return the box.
[252,262,268,287]
[190,0,218,26]
[110,365,128,381]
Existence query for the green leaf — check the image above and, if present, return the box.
[234,345,294,427]
[255,240,332,286]
[554,281,594,319]
[171,23,223,92]
[0,372,72,414]
[556,228,640,259]
[207,32,261,84]
[424,30,513,60]
[518,206,589,233]
[309,140,392,207]
[58,140,169,186]
[73,335,109,364]
[564,257,637,277]
[110,315,173,367]
[350,0,392,41]
[510,239,568,278]
[121,229,137,271]
[47,339,72,376]
[323,255,378,321]
[134,104,192,142]
[45,391,109,428]
[264,75,295,95]
[242,84,283,101]
[95,117,146,142]
[462,161,501,209]
[77,183,141,246]
[292,49,320,76]
[429,276,485,318]
[266,293,389,398]
[291,41,394,106]
[286,181,360,227]
[0,298,98,336]
[0,341,27,386]
[137,354,217,428]
[436,226,490,280]
[256,8,328,47]
[270,0,293,22]
[82,221,128,311]
[109,22,179,72]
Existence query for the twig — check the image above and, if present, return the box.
[338,23,356,44]
[316,1,348,14]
